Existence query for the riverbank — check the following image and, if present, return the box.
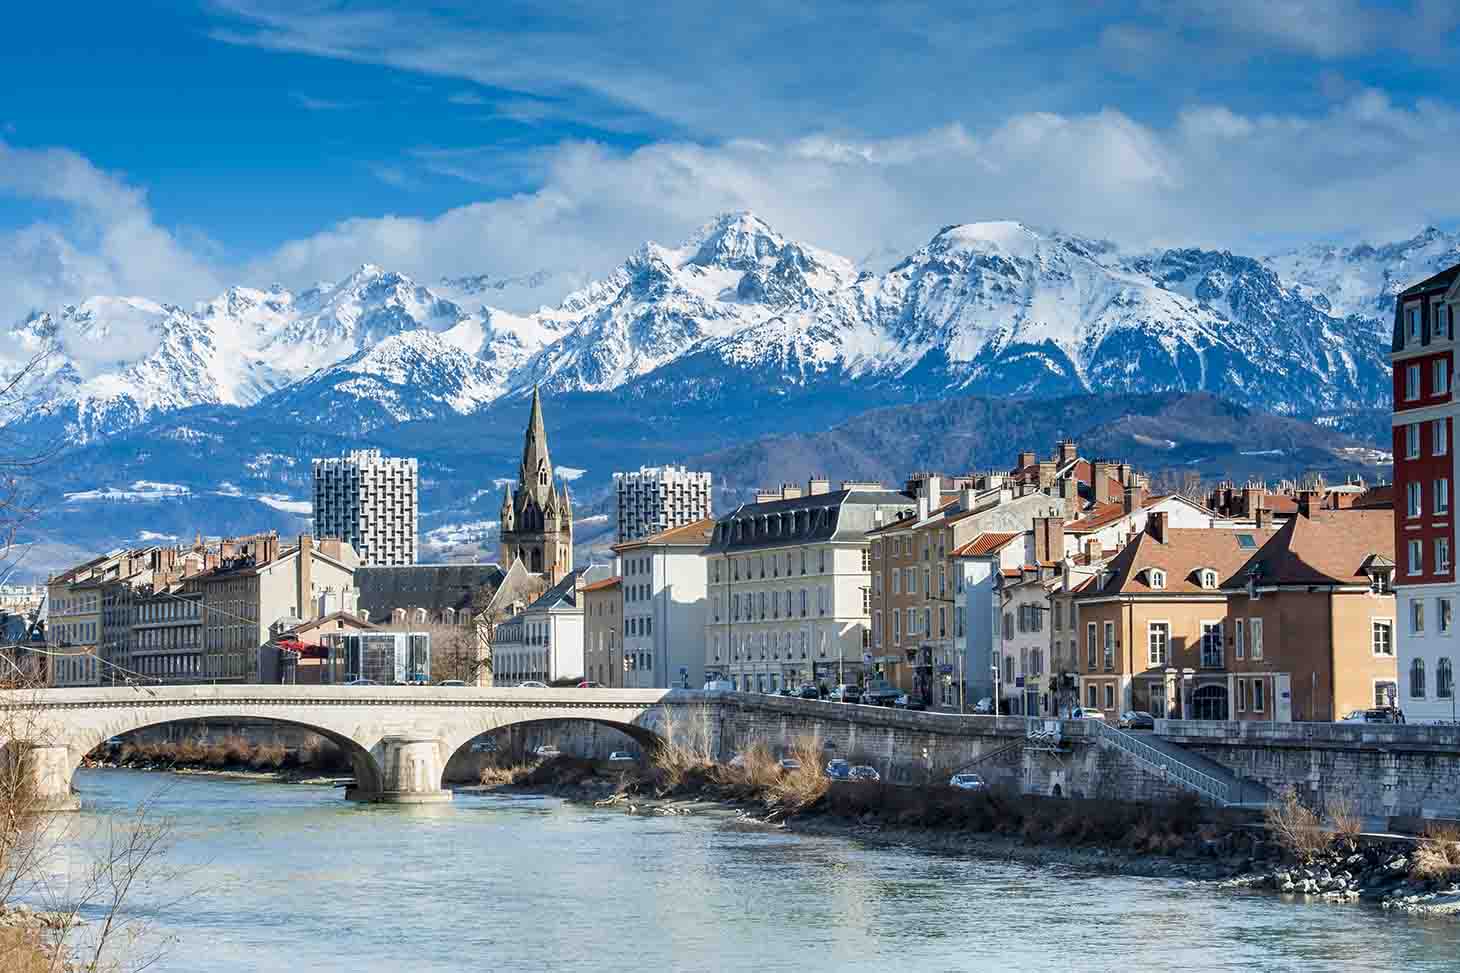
[0,904,84,973]
[82,735,354,784]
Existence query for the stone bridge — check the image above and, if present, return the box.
[3,685,704,808]
[4,686,1244,811]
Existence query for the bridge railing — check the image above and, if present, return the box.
[1093,719,1231,805]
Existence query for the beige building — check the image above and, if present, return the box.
[198,534,359,683]
[703,479,912,693]
[581,576,623,687]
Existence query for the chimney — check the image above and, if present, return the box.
[808,476,830,496]
[1032,517,1066,564]
[1092,460,1115,505]
[1242,485,1265,517]
[1123,483,1147,514]
[1255,507,1272,530]
[1037,460,1057,490]
[1147,511,1168,544]
[780,483,803,500]
[1084,538,1103,562]
[1057,477,1078,504]
[960,488,977,511]
[1332,490,1356,510]
[1297,489,1320,519]
[755,488,781,504]
[297,535,315,620]
[923,474,943,512]
[1017,450,1037,471]
[1057,439,1078,465]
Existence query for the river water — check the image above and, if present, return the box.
[42,769,1460,972]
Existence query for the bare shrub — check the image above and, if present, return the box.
[1265,787,1328,860]
[0,926,52,972]
[1413,824,1460,881]
[1326,794,1363,841]
[478,761,534,786]
[765,737,829,812]
[250,744,286,771]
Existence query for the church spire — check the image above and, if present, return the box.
[519,385,553,496]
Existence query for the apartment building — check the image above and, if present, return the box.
[197,534,360,683]
[1392,261,1460,722]
[48,549,152,686]
[614,466,713,543]
[613,519,713,689]
[581,576,623,687]
[0,584,44,615]
[313,449,419,566]
[1222,507,1398,722]
[492,566,608,685]
[704,479,911,693]
[1072,513,1278,718]
[130,583,204,683]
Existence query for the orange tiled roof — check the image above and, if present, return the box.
[1222,508,1394,588]
[951,531,1023,557]
[611,517,716,552]
[579,575,622,593]
[1082,526,1280,597]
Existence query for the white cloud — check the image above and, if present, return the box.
[557,467,585,481]
[64,481,191,502]
[255,494,312,514]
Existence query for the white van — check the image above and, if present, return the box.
[703,679,734,692]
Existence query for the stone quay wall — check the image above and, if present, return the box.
[1157,719,1460,822]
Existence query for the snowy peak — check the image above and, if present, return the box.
[686,211,790,270]
[1264,226,1460,320]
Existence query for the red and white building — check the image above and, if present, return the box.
[1392,261,1460,721]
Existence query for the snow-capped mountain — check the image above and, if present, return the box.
[4,211,1438,447]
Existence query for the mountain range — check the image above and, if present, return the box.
[2,212,1449,573]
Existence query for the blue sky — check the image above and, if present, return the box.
[2,0,1459,312]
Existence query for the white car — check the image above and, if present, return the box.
[517,680,548,689]
[533,745,562,758]
[344,678,378,686]
[1071,707,1106,721]
[973,698,994,714]
[777,757,802,771]
[949,773,987,791]
[608,751,636,763]
[437,679,467,687]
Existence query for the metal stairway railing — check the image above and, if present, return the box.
[1092,720,1232,804]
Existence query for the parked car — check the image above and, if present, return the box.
[894,693,927,711]
[1071,707,1106,721]
[949,773,987,791]
[825,758,851,780]
[704,679,734,692]
[1118,711,1155,730]
[533,745,562,758]
[798,684,820,700]
[469,738,498,753]
[608,751,636,763]
[517,680,548,689]
[973,697,995,714]
[344,678,378,686]
[437,679,467,687]
[1363,707,1406,724]
[577,680,603,688]
[1340,710,1367,722]
[848,765,881,782]
[829,684,863,703]
[862,680,900,707]
[778,688,796,697]
[777,757,803,772]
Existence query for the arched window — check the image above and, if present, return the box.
[1146,569,1166,590]
[1411,658,1428,698]
[1439,658,1454,700]
[1198,569,1218,589]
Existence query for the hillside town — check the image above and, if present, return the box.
[10,258,1456,731]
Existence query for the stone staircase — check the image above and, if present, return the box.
[1093,721,1271,807]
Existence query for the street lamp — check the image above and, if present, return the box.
[991,663,1001,717]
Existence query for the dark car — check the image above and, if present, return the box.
[861,680,901,707]
[825,758,851,780]
[1363,707,1406,724]
[894,693,927,711]
[848,765,881,783]
[1118,711,1155,730]
[798,684,820,700]
[829,684,863,703]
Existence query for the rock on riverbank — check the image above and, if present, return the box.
[1220,841,1460,916]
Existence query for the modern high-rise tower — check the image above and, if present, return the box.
[499,388,574,584]
[614,465,713,542]
[312,449,419,566]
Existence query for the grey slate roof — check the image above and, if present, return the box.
[354,563,506,619]
[703,488,915,555]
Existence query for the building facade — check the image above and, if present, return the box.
[703,480,912,693]
[491,567,600,685]
[1393,262,1460,721]
[499,388,574,585]
[581,576,623,687]
[613,466,714,543]
[613,518,713,689]
[312,449,419,566]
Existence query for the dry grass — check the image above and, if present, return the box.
[249,744,287,771]
[1326,794,1363,841]
[478,762,534,786]
[1413,824,1460,881]
[1264,787,1329,860]
[0,927,51,973]
[764,737,830,812]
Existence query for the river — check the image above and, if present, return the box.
[40,769,1460,972]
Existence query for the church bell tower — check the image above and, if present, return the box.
[499,387,574,584]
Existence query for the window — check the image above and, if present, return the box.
[1148,622,1169,667]
[1412,597,1426,635]
[1406,363,1421,401]
[873,610,882,646]
[1443,599,1454,634]
[1102,622,1114,669]
[892,570,901,595]
[1438,420,1450,457]
[1147,569,1166,590]
[1436,359,1450,396]
[1250,618,1263,661]
[1439,479,1452,515]
[1086,622,1097,668]
[1440,539,1453,575]
[1199,569,1218,589]
[1408,306,1421,341]
[1438,305,1453,339]
[1374,681,1397,708]
[1236,534,1258,549]
[862,549,871,572]
[1440,658,1454,700]
[955,606,965,638]
[1201,622,1223,667]
[1410,539,1424,575]
[1053,601,1064,632]
[1411,658,1427,698]
[893,611,901,641]
[1236,678,1247,713]
[1252,679,1265,713]
[1372,619,1393,656]
[908,569,918,594]
[872,540,881,560]
[1235,618,1245,659]
[1087,684,1097,708]
[1104,683,1115,710]
[1407,423,1421,460]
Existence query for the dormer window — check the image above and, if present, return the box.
[1197,568,1218,589]
[1408,306,1421,342]
[1369,569,1392,595]
[1146,569,1166,590]
[1436,302,1451,340]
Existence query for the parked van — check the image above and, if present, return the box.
[703,679,734,692]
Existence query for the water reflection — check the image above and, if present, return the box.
[47,770,1460,973]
